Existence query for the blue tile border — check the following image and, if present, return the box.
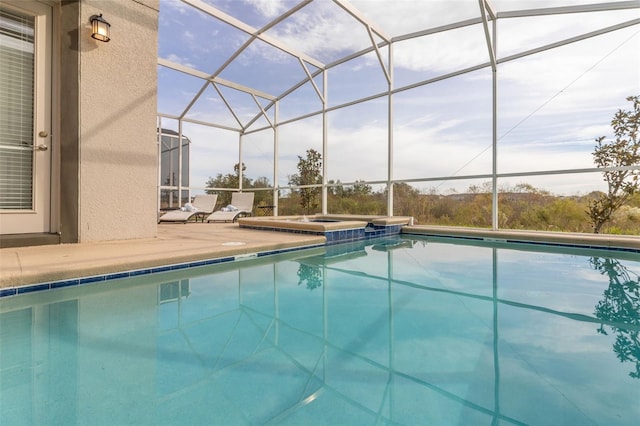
[0,245,322,299]
[0,288,17,298]
[50,279,79,289]
[17,284,50,295]
[241,221,405,246]
[80,276,105,285]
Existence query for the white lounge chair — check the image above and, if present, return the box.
[158,194,218,223]
[206,192,254,223]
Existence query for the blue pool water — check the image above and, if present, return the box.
[1,236,639,425]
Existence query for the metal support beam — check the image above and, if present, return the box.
[178,120,184,206]
[387,43,394,217]
[491,16,498,231]
[366,25,391,85]
[479,0,499,230]
[251,94,274,129]
[479,0,497,71]
[212,82,245,130]
[298,58,325,104]
[273,101,279,215]
[179,81,210,120]
[157,116,162,213]
[322,70,328,215]
[238,133,243,191]
[158,57,276,100]
[485,0,497,20]
[497,1,640,18]
[158,113,241,133]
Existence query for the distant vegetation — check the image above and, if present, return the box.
[278,182,640,235]
[205,167,640,235]
[207,96,640,235]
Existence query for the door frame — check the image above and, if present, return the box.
[0,1,53,235]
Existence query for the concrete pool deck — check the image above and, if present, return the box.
[402,225,640,251]
[1,222,638,289]
[0,223,325,288]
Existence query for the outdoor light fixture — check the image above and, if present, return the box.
[89,14,110,42]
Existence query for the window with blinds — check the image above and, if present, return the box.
[0,8,35,210]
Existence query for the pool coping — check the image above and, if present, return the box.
[402,225,640,252]
[238,214,414,232]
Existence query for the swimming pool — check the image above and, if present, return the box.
[1,236,638,425]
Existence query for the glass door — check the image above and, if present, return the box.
[0,1,52,234]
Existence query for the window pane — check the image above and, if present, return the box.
[0,8,34,210]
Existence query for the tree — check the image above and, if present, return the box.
[587,95,640,233]
[390,182,422,217]
[328,179,372,197]
[352,180,373,196]
[251,176,273,207]
[205,163,271,206]
[205,163,248,205]
[289,149,322,214]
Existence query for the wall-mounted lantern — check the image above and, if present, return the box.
[89,14,111,42]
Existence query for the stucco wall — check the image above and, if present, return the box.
[78,0,159,242]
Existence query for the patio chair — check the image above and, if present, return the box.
[158,194,218,223]
[206,192,254,223]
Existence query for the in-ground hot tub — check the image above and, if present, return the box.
[238,214,413,244]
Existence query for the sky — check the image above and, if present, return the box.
[157,0,640,195]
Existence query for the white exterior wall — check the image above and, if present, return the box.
[78,0,159,242]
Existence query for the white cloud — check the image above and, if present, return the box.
[351,0,481,37]
[242,0,289,18]
[497,9,640,57]
[165,53,195,69]
[180,123,240,189]
[243,40,293,65]
[160,0,191,16]
[393,25,490,73]
[263,1,373,63]
[327,125,388,182]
